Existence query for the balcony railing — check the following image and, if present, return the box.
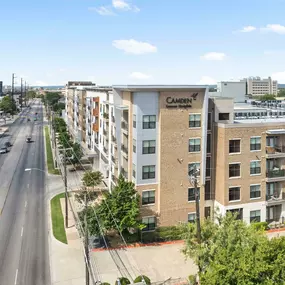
[121,144,128,155]
[266,146,285,155]
[103,112,109,120]
[103,147,108,154]
[112,174,117,183]
[111,116,115,123]
[266,169,285,178]
[266,191,285,201]
[111,135,117,143]
[103,129,107,136]
[111,155,116,163]
[120,167,128,179]
[121,121,128,132]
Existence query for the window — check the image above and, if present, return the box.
[142,190,155,205]
[188,187,200,202]
[229,163,241,178]
[132,163,136,178]
[250,137,261,151]
[207,134,211,154]
[250,161,261,175]
[227,208,243,220]
[219,113,230,120]
[207,112,212,130]
[250,185,261,199]
[204,207,211,219]
[142,140,156,154]
[205,180,211,200]
[188,213,196,223]
[229,139,241,154]
[189,138,201,152]
[229,187,240,201]
[142,165,155,179]
[206,157,211,177]
[188,163,200,176]
[189,114,201,128]
[133,114,136,128]
[250,210,261,223]
[142,217,156,231]
[133,139,136,153]
[143,115,156,129]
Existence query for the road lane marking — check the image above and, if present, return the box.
[21,227,24,237]
[27,183,29,188]
[14,269,18,284]
[25,201,27,208]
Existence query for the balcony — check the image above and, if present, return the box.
[103,147,108,155]
[266,146,285,158]
[121,144,128,159]
[93,109,99,116]
[121,121,128,135]
[111,135,117,144]
[111,116,115,123]
[266,169,285,182]
[103,112,109,122]
[120,167,128,179]
[103,129,107,136]
[111,174,118,183]
[111,155,117,164]
[266,191,285,205]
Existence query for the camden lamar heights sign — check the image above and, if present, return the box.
[166,93,199,108]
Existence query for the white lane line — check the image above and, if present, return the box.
[27,183,29,188]
[14,269,18,284]
[21,227,24,237]
[25,201,27,208]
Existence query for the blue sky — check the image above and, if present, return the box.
[1,0,285,86]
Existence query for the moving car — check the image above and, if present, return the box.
[26,136,32,143]
[0,147,8,154]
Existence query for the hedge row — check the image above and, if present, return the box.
[103,275,151,285]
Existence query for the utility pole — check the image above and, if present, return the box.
[20,78,23,111]
[189,165,201,243]
[84,191,90,285]
[64,148,68,228]
[24,81,27,107]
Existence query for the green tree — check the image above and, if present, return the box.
[182,213,285,285]
[53,102,65,113]
[27,90,37,99]
[70,142,83,167]
[58,131,72,149]
[53,117,67,133]
[277,89,285,97]
[78,205,100,236]
[97,175,144,233]
[82,171,103,188]
[0,96,17,114]
[258,94,276,101]
[45,92,61,106]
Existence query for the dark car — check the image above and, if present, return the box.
[4,142,11,147]
[26,136,32,143]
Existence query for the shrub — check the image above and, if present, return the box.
[134,275,151,285]
[188,275,197,285]
[102,283,111,285]
[115,277,131,285]
[251,221,268,231]
[157,226,184,241]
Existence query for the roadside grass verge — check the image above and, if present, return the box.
[44,126,60,175]
[51,193,67,244]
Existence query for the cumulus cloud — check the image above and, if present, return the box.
[130,72,151,79]
[112,39,157,55]
[239,26,256,33]
[261,24,285,34]
[112,0,140,12]
[88,6,115,16]
[201,52,226,61]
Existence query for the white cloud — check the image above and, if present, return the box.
[197,76,217,85]
[201,52,226,61]
[272,71,285,83]
[239,26,256,33]
[112,39,157,55]
[130,72,151,79]
[88,6,115,16]
[261,24,285,34]
[112,0,140,12]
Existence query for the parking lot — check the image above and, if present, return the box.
[92,242,197,284]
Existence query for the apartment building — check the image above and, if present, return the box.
[241,77,278,96]
[66,84,285,230]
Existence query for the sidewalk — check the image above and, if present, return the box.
[47,173,86,285]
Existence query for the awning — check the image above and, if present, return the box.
[266,129,285,135]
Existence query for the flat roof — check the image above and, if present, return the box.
[235,117,285,124]
[113,85,208,91]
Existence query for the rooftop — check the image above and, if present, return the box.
[113,85,208,91]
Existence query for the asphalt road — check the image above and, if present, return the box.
[0,100,50,285]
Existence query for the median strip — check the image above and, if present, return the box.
[50,193,67,244]
[44,126,60,175]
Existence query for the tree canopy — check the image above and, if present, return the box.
[258,94,276,101]
[82,171,103,187]
[277,89,285,97]
[182,213,285,285]
[44,92,62,107]
[0,96,17,114]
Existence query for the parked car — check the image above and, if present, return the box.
[4,142,11,148]
[26,136,32,143]
[0,147,8,154]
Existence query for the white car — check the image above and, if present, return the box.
[0,147,8,154]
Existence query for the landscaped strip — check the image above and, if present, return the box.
[51,193,67,244]
[44,126,60,175]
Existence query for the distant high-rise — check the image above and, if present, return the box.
[0,81,2,96]
[240,77,278,96]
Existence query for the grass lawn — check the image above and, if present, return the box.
[51,193,67,244]
[44,126,60,175]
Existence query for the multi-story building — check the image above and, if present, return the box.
[66,84,285,230]
[241,76,278,96]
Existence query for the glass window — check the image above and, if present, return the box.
[207,134,211,154]
[250,161,261,175]
[227,208,243,220]
[229,139,241,153]
[133,139,136,153]
[204,207,211,219]
[229,187,240,201]
[133,114,136,128]
[189,114,201,128]
[250,210,261,223]
[250,137,261,151]
[142,217,156,231]
[189,138,201,152]
[188,213,196,223]
[205,180,211,200]
[207,112,212,130]
[132,163,136,178]
[219,113,230,120]
[250,185,261,199]
[229,163,241,178]
[142,165,155,179]
[188,188,200,202]
[142,190,155,205]
[142,140,156,154]
[188,163,200,176]
[143,115,156,129]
